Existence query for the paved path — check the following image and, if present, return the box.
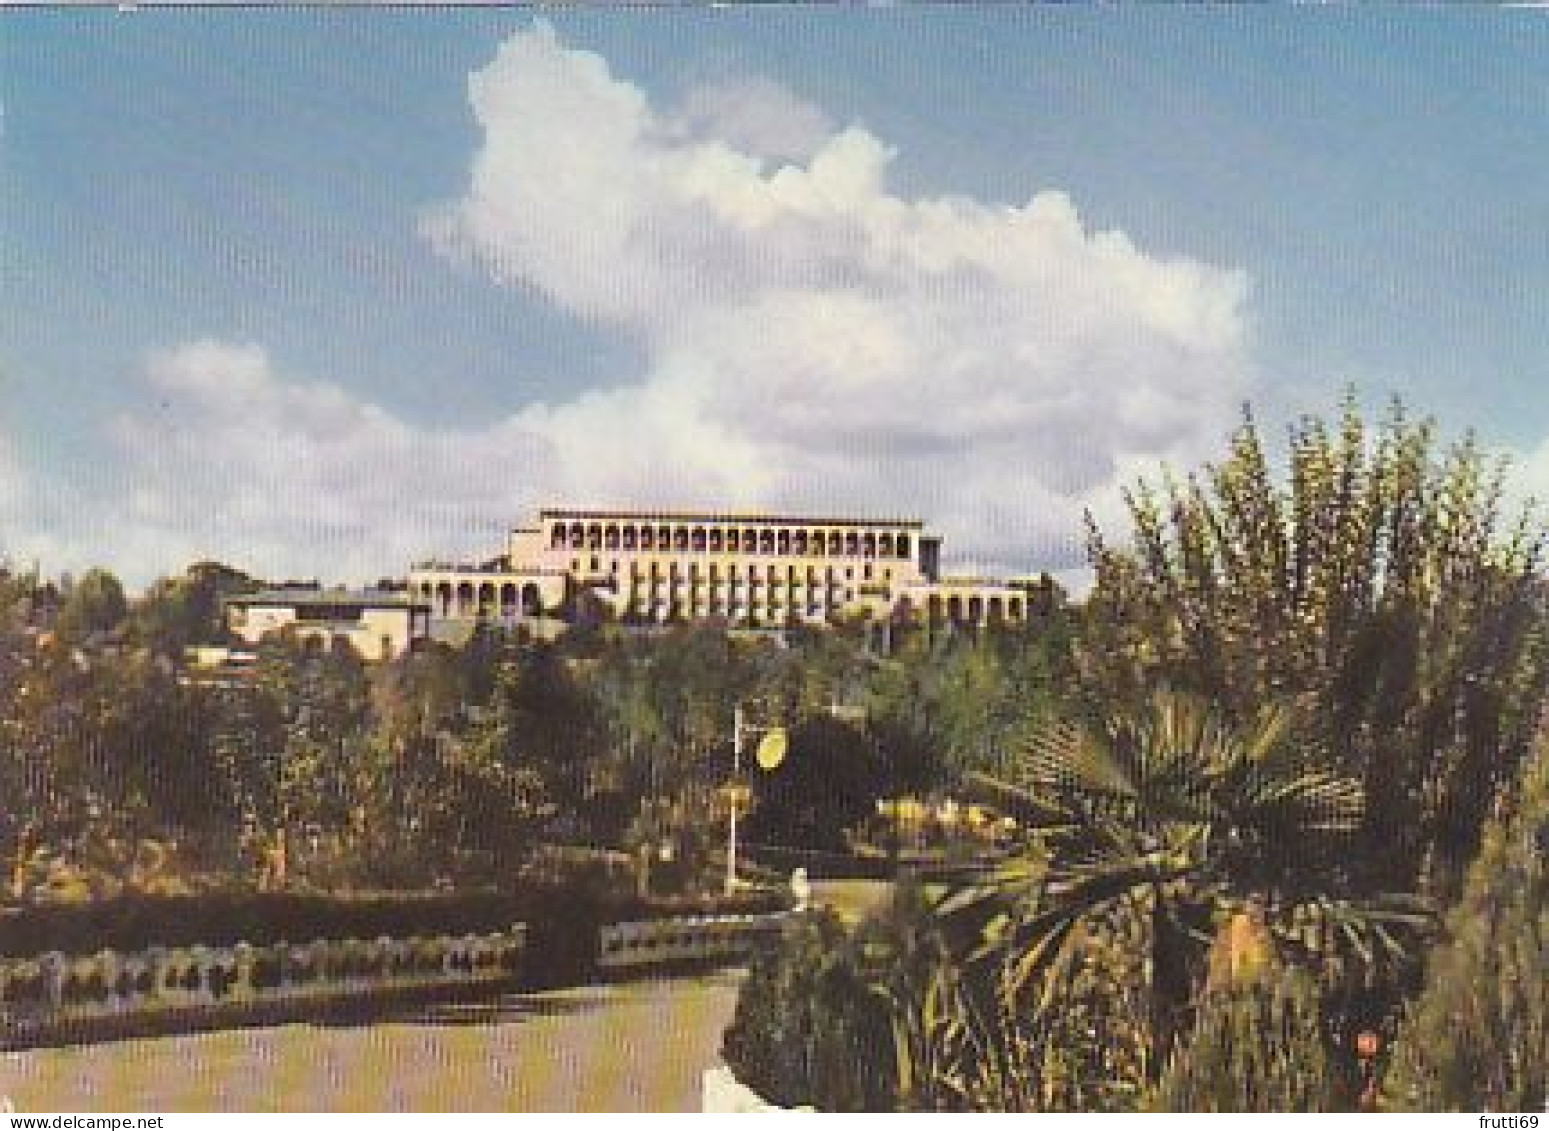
[1,972,743,1113]
[808,879,893,924]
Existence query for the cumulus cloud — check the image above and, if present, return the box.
[424,22,1256,574]
[671,76,835,164]
[96,341,558,585]
[9,23,1264,589]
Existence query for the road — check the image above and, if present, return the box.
[0,882,894,1112]
[0,971,743,1113]
[807,878,893,924]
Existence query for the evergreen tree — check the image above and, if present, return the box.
[1382,724,1548,1111]
[1082,400,1549,900]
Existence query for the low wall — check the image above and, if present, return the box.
[598,913,787,971]
[0,926,526,1049]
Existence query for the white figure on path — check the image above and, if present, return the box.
[790,866,811,912]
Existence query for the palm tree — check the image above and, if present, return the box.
[944,689,1429,1073]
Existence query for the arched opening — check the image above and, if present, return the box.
[759,530,776,554]
[744,527,758,553]
[863,533,876,558]
[776,530,791,555]
[1008,598,1023,620]
[673,525,689,550]
[896,534,911,559]
[622,525,638,550]
[587,523,602,550]
[709,528,723,552]
[568,522,584,549]
[794,530,809,555]
[551,524,567,549]
[457,581,475,616]
[968,596,984,623]
[435,582,453,618]
[605,524,620,550]
[522,583,542,617]
[927,594,944,623]
[947,595,964,622]
[478,582,496,616]
[692,526,707,551]
[500,583,518,618]
[988,596,1004,623]
[879,533,894,558]
[727,528,740,552]
[844,532,859,556]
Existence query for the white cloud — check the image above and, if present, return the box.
[424,21,1257,576]
[95,340,559,586]
[8,23,1265,589]
[671,76,835,164]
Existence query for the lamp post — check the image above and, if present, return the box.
[726,703,785,895]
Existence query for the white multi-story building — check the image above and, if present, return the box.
[409,507,1041,631]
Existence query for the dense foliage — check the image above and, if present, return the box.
[1383,725,1548,1110]
[1083,401,1549,901]
[0,561,1066,903]
[5,395,1544,1113]
[723,398,1547,1112]
[722,910,895,1111]
[1148,963,1343,1112]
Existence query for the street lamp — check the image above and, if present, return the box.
[726,703,787,895]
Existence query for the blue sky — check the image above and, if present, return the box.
[1,7,1545,588]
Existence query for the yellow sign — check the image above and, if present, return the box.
[755,728,788,771]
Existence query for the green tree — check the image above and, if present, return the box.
[745,714,889,851]
[55,567,128,643]
[945,689,1426,1081]
[213,634,370,888]
[1082,400,1549,900]
[1383,724,1548,1111]
[867,617,1073,787]
[474,643,608,839]
[130,560,259,653]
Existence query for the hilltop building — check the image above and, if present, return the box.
[409,506,1042,632]
[225,587,430,661]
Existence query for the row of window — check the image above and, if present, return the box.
[548,522,913,560]
[575,557,890,583]
[632,580,857,598]
[625,596,1027,622]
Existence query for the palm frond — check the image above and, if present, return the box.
[962,770,1072,828]
[1021,719,1138,802]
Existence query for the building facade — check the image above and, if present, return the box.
[226,588,431,661]
[409,507,1039,631]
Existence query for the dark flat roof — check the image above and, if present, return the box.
[226,588,427,610]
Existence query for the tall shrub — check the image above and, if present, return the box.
[1382,726,1548,1110]
[721,910,894,1111]
[1082,400,1549,900]
[1149,913,1347,1114]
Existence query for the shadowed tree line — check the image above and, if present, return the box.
[0,553,1071,902]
